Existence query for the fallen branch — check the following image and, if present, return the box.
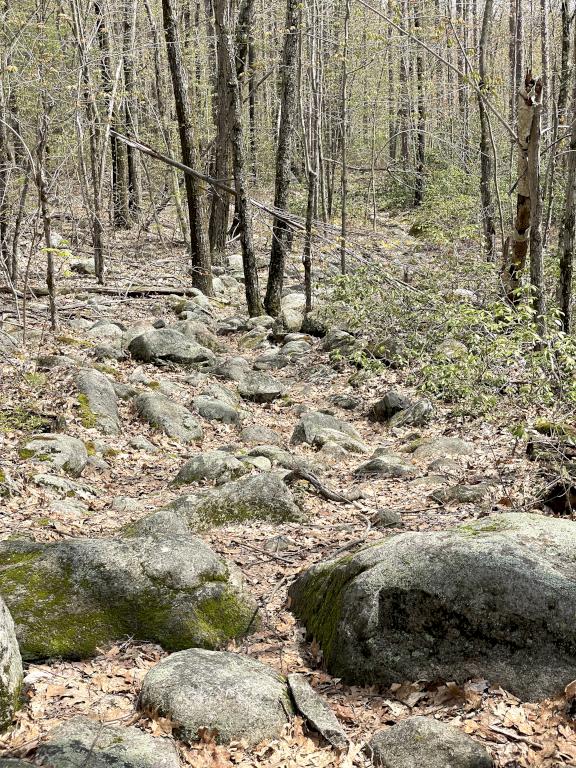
[283,468,352,503]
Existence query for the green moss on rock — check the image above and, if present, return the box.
[77,394,97,428]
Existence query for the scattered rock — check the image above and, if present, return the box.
[174,319,224,352]
[36,355,78,371]
[170,473,305,529]
[20,434,88,477]
[0,596,23,730]
[330,394,360,411]
[289,513,576,699]
[253,350,290,370]
[240,426,283,446]
[238,327,269,350]
[291,411,368,454]
[354,454,415,479]
[436,338,468,359]
[76,369,121,435]
[129,435,159,452]
[135,392,203,443]
[86,320,124,341]
[246,445,319,475]
[139,649,293,746]
[369,391,412,422]
[33,473,94,499]
[246,315,276,330]
[288,674,347,748]
[431,483,493,505]
[213,356,251,382]
[238,371,286,403]
[173,451,248,485]
[411,436,475,460]
[128,328,215,367]
[320,329,358,355]
[192,395,241,425]
[36,716,180,768]
[70,259,95,275]
[372,509,403,527]
[0,517,255,659]
[366,716,493,768]
[389,398,434,428]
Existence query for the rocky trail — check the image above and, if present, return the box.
[0,236,575,768]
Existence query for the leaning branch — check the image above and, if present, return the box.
[110,130,305,231]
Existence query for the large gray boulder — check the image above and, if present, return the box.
[174,319,224,352]
[128,328,215,367]
[354,453,415,479]
[139,649,293,746]
[289,513,576,700]
[0,515,255,660]
[366,717,493,768]
[135,392,203,443]
[213,356,251,382]
[76,369,121,435]
[0,596,23,730]
[238,371,286,403]
[20,434,88,477]
[291,411,369,454]
[173,451,248,485]
[169,473,305,529]
[410,436,475,461]
[36,716,180,768]
[191,395,241,425]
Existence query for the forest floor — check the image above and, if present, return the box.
[0,213,575,768]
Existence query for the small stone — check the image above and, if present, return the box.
[369,390,413,422]
[330,394,360,410]
[373,509,403,527]
[238,372,286,403]
[213,356,251,382]
[139,649,293,746]
[354,455,415,479]
[241,455,272,471]
[192,395,241,425]
[389,398,434,428]
[173,451,248,485]
[20,434,88,477]
[36,716,180,768]
[135,392,203,444]
[431,483,493,505]
[130,435,159,452]
[128,328,215,367]
[411,436,475,460]
[240,426,283,446]
[366,716,492,768]
[288,674,347,748]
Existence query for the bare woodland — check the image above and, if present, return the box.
[1,0,576,766]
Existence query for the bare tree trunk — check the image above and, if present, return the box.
[339,0,350,274]
[558,22,576,333]
[528,78,545,340]
[162,0,213,294]
[264,0,299,316]
[214,0,263,316]
[413,0,425,206]
[95,0,129,229]
[387,0,396,161]
[123,0,141,220]
[0,79,9,278]
[478,0,496,259]
[502,72,541,307]
[36,94,58,330]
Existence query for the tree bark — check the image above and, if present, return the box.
[162,0,213,295]
[264,0,299,316]
[339,0,350,273]
[123,0,141,220]
[214,0,263,316]
[478,0,496,259]
[528,78,545,340]
[413,0,425,207]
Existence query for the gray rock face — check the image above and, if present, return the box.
[37,354,78,371]
[0,596,23,731]
[139,649,293,746]
[253,350,290,371]
[240,426,283,446]
[135,392,203,443]
[213,356,251,382]
[128,328,215,367]
[291,411,368,454]
[0,515,255,660]
[76,369,121,435]
[246,445,319,475]
[238,372,286,403]
[320,329,357,354]
[366,717,493,768]
[36,716,180,768]
[192,395,241,425]
[369,391,412,422]
[0,760,34,767]
[411,436,475,460]
[389,398,434,428]
[173,451,248,485]
[288,674,347,748]
[174,320,223,352]
[354,454,415,479]
[170,473,305,529]
[289,513,576,700]
[20,434,88,477]
[431,483,492,505]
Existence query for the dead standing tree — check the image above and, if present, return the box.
[501,71,543,318]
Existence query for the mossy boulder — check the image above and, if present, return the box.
[128,328,215,368]
[135,392,203,444]
[76,369,121,435]
[139,648,293,746]
[19,434,88,476]
[0,516,256,660]
[289,513,576,700]
[0,596,23,731]
[36,716,180,768]
[169,473,305,529]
